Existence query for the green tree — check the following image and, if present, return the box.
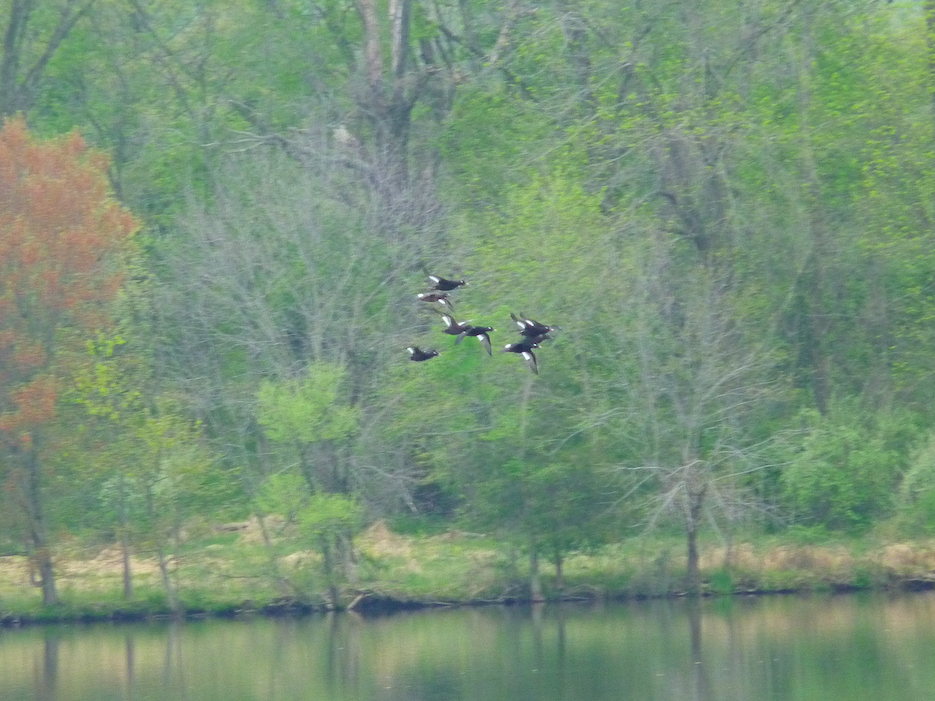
[0,117,136,606]
[76,333,220,610]
[0,0,94,117]
[297,493,364,608]
[256,361,360,493]
[895,430,935,534]
[781,406,918,532]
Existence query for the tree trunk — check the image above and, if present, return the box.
[120,525,133,600]
[255,509,293,596]
[321,536,340,609]
[155,543,180,614]
[686,522,701,597]
[338,531,359,585]
[119,476,133,600]
[22,442,58,606]
[686,480,705,597]
[723,527,733,572]
[145,471,180,613]
[0,0,94,117]
[529,545,544,602]
[554,550,564,592]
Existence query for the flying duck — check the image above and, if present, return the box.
[417,291,455,310]
[510,312,555,337]
[407,347,440,362]
[520,332,551,346]
[439,314,472,336]
[502,342,539,375]
[502,338,540,354]
[428,275,467,291]
[457,325,494,356]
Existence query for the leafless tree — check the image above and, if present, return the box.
[613,236,778,595]
[154,143,450,514]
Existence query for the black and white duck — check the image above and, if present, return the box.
[439,314,472,336]
[457,325,493,356]
[502,342,539,374]
[417,291,455,310]
[407,347,440,362]
[510,312,555,337]
[428,275,467,291]
[502,338,540,354]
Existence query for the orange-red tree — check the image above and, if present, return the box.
[0,117,137,605]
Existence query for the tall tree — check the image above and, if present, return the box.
[0,0,94,117]
[0,117,136,605]
[610,239,777,594]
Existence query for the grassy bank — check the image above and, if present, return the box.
[2,521,935,626]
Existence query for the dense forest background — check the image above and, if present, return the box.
[4,0,935,607]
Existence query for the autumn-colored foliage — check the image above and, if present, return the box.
[0,116,137,441]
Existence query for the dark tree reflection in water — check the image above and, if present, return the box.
[688,597,710,701]
[3,594,935,701]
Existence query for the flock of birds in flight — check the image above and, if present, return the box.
[406,275,556,374]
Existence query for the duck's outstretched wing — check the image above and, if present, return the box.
[522,350,538,374]
[477,333,492,356]
[442,314,471,332]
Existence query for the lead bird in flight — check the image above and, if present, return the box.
[502,340,540,374]
[428,274,467,291]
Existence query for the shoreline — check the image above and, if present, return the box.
[3,574,935,629]
[3,527,935,628]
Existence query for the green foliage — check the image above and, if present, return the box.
[256,363,359,445]
[298,494,364,543]
[12,0,935,574]
[781,407,918,532]
[894,431,935,534]
[709,568,735,595]
[439,87,554,207]
[255,472,310,521]
[73,331,231,551]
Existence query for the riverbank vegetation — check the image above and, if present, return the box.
[2,521,935,625]
[4,0,935,621]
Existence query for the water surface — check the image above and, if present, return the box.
[2,593,935,700]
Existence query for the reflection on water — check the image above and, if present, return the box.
[2,592,935,701]
[688,598,709,701]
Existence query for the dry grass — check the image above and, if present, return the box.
[3,527,935,616]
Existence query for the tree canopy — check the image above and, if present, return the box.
[4,0,935,604]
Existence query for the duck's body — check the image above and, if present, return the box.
[510,312,555,337]
[417,292,454,310]
[502,338,540,354]
[522,333,551,346]
[428,275,467,291]
[458,325,493,356]
[502,343,539,375]
[440,314,472,336]
[407,346,440,362]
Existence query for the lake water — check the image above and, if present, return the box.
[2,593,935,700]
